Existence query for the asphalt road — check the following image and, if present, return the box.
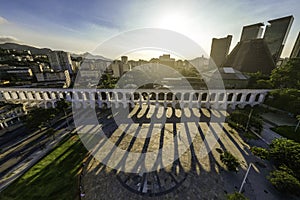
[0,111,74,181]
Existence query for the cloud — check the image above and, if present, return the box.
[0,36,19,44]
[0,16,8,24]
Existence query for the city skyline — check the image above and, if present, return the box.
[0,0,300,60]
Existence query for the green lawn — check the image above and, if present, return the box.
[0,135,88,200]
[243,131,259,140]
[271,125,300,143]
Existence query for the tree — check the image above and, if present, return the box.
[252,139,300,195]
[270,58,300,89]
[269,138,300,178]
[227,109,263,133]
[226,192,249,200]
[55,98,70,112]
[250,146,269,160]
[247,71,272,89]
[268,169,300,195]
[25,107,57,130]
[255,79,273,89]
[98,74,118,89]
[265,88,300,115]
[220,151,240,172]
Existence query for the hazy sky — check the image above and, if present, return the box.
[0,0,299,60]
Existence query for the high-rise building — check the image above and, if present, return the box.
[223,39,275,74]
[121,56,128,64]
[48,51,73,74]
[159,54,175,67]
[209,35,232,67]
[290,32,300,58]
[263,15,294,63]
[240,23,264,41]
[120,56,130,75]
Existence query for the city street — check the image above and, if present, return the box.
[0,112,74,192]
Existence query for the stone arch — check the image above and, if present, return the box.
[175,92,182,101]
[167,92,173,100]
[101,92,107,100]
[236,93,242,101]
[133,92,140,100]
[27,92,34,100]
[6,92,13,100]
[44,92,51,100]
[255,93,260,102]
[23,91,29,99]
[227,93,233,101]
[150,92,156,100]
[183,93,190,101]
[95,92,99,100]
[77,92,84,100]
[117,92,123,100]
[192,93,199,101]
[201,93,207,101]
[158,92,165,100]
[108,92,113,100]
[218,93,225,101]
[125,93,132,101]
[141,92,148,100]
[210,93,216,101]
[11,91,20,100]
[245,93,251,102]
[84,92,90,100]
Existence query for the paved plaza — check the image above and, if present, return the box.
[76,105,282,199]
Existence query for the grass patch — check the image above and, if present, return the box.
[243,131,259,140]
[0,135,87,200]
[271,125,300,143]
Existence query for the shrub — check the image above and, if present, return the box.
[220,151,240,172]
[268,169,300,195]
[271,125,300,143]
[226,192,249,200]
[227,110,263,133]
[265,88,300,115]
[250,146,269,160]
[269,138,300,178]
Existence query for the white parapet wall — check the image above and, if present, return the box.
[0,88,270,109]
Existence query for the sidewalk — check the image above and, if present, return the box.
[261,112,297,127]
[0,127,75,192]
[260,122,282,144]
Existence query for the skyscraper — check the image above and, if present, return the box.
[240,23,264,41]
[223,39,275,74]
[48,51,73,74]
[209,35,232,67]
[263,15,294,62]
[290,32,300,58]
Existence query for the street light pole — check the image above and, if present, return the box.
[64,109,68,126]
[239,163,253,193]
[295,120,300,132]
[245,109,253,132]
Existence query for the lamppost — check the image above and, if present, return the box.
[245,109,253,132]
[63,107,70,130]
[295,115,300,132]
[239,163,253,193]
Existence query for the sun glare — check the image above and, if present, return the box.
[157,13,190,32]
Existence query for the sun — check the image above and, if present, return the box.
[156,12,190,32]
